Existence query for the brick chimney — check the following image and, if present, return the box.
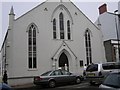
[98,3,107,14]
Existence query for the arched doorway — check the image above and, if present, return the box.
[59,52,69,71]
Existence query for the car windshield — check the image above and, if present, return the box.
[41,71,52,76]
[103,73,120,88]
[86,64,98,72]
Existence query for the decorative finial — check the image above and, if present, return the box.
[9,6,15,15]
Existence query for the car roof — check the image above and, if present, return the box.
[89,62,120,65]
[110,70,120,73]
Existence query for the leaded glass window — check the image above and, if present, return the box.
[28,24,37,69]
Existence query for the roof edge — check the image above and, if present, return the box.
[15,1,46,21]
[70,1,100,30]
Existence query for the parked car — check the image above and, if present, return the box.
[85,62,120,85]
[0,83,12,90]
[99,71,120,89]
[33,69,83,88]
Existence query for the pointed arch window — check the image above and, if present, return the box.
[59,12,64,39]
[28,24,37,69]
[53,18,57,39]
[85,30,92,65]
[67,20,71,40]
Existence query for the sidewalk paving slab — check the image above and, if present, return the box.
[11,83,35,89]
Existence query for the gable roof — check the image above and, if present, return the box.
[15,1,46,21]
[0,30,8,52]
[70,1,99,30]
[51,41,77,60]
[14,0,99,30]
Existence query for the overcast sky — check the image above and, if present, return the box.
[0,0,119,49]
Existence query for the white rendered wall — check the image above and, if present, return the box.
[95,12,118,41]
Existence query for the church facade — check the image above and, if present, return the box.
[1,0,106,85]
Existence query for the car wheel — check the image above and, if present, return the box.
[48,80,56,88]
[76,77,81,84]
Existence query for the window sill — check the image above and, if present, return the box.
[52,39,73,41]
[28,68,38,71]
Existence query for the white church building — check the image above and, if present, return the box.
[1,0,106,85]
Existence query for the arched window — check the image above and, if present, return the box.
[53,18,57,39]
[67,20,71,40]
[28,24,37,69]
[85,30,92,65]
[59,12,64,39]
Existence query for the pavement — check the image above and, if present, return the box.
[11,83,35,89]
[11,80,88,89]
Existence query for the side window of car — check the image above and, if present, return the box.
[102,63,120,70]
[61,70,71,75]
[102,63,114,70]
[55,70,62,75]
[50,71,56,76]
[50,70,62,76]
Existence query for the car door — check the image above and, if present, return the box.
[61,70,76,83]
[50,70,64,83]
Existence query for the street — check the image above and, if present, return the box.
[13,81,99,90]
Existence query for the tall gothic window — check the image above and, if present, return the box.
[28,24,37,69]
[53,18,57,39]
[67,20,71,40]
[59,12,64,39]
[85,30,92,65]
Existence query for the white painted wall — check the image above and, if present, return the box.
[95,12,118,41]
[118,1,120,14]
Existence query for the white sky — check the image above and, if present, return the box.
[0,0,119,49]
